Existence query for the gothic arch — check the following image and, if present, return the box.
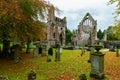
[78,13,97,46]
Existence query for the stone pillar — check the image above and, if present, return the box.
[41,45,47,56]
[55,44,60,61]
[90,53,105,79]
[33,47,38,57]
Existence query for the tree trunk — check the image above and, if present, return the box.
[2,39,10,58]
[14,44,20,63]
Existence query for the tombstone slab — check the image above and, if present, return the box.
[55,44,61,61]
[33,47,38,57]
[90,53,105,79]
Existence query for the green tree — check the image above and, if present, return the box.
[66,29,73,45]
[113,23,120,40]
[108,0,120,40]
[0,0,56,57]
[97,29,103,40]
[106,26,118,40]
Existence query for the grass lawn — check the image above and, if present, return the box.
[0,49,120,80]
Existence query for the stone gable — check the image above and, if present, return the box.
[72,13,97,46]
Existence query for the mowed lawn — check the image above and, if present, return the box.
[0,49,120,80]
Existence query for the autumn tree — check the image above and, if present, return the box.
[108,0,120,40]
[106,26,118,40]
[108,0,120,17]
[66,29,73,45]
[0,0,56,57]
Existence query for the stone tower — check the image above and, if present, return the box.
[47,10,66,47]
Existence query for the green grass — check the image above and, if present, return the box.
[0,49,91,80]
[2,49,120,80]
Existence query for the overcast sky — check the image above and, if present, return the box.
[45,0,116,31]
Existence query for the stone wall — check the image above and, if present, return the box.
[72,13,97,46]
[47,15,66,47]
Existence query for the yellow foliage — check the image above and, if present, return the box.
[0,0,55,42]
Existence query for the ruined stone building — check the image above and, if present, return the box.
[71,13,97,46]
[46,10,66,47]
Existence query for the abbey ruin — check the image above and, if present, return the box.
[71,13,97,46]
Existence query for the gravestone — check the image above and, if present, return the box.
[60,47,62,54]
[0,75,9,80]
[47,46,53,62]
[28,70,36,80]
[41,45,46,56]
[41,41,48,56]
[81,47,85,56]
[33,41,47,56]
[33,47,39,57]
[55,44,61,61]
[90,46,105,79]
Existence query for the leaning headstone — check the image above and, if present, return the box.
[81,47,85,56]
[28,70,36,80]
[33,47,38,57]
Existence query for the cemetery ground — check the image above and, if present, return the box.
[0,49,120,80]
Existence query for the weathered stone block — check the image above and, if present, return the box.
[90,53,105,79]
